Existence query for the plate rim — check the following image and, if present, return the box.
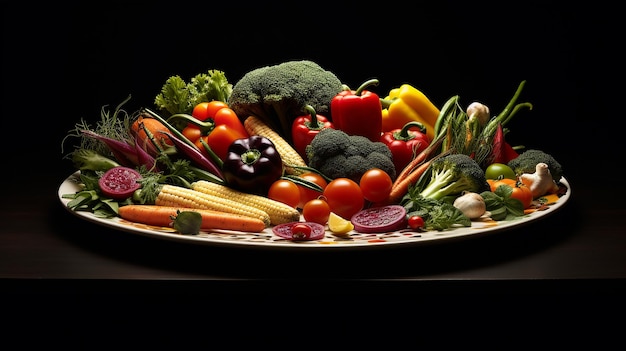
[58,171,571,251]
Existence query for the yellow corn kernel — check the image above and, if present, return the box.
[244,116,307,175]
[156,184,271,227]
[191,180,301,225]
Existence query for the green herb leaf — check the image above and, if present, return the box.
[172,210,202,235]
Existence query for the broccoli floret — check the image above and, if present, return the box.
[227,60,344,143]
[507,149,563,181]
[306,128,396,182]
[418,153,489,201]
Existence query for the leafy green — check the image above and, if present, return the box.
[172,210,203,235]
[403,193,471,231]
[153,69,233,121]
[62,171,133,218]
[480,185,525,221]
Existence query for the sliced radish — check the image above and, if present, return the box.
[351,205,408,233]
[98,166,142,200]
[272,222,325,241]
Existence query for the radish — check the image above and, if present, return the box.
[351,205,408,233]
[98,166,142,200]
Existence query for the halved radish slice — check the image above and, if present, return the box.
[351,205,408,233]
[98,166,142,200]
[272,222,325,241]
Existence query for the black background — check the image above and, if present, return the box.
[5,1,622,187]
[5,1,618,190]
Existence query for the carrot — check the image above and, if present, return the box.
[387,137,449,204]
[388,159,434,204]
[131,115,173,156]
[392,134,445,188]
[118,205,266,233]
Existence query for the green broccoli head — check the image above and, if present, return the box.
[227,60,344,143]
[305,128,396,182]
[419,153,489,201]
[507,149,563,181]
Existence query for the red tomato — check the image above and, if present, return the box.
[408,215,425,230]
[359,168,393,203]
[490,178,533,209]
[295,172,328,209]
[268,179,300,208]
[291,223,312,240]
[323,178,364,220]
[192,101,229,121]
[302,198,331,224]
[184,102,248,161]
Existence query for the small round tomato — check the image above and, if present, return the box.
[408,215,425,230]
[323,178,364,220]
[302,198,331,224]
[485,163,516,180]
[359,168,393,203]
[295,172,328,209]
[268,179,300,208]
[490,179,533,209]
[510,184,533,209]
[192,101,229,120]
[291,223,312,240]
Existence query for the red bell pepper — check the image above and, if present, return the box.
[330,79,383,142]
[170,104,249,162]
[291,104,334,162]
[380,121,430,174]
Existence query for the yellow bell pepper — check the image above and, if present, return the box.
[381,84,440,141]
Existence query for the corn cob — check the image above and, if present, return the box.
[244,116,307,175]
[191,180,301,225]
[155,184,271,227]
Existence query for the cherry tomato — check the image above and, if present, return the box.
[291,223,312,240]
[323,178,364,220]
[295,172,328,209]
[302,198,331,225]
[485,163,516,180]
[490,179,533,209]
[184,102,248,161]
[408,215,425,230]
[268,179,300,208]
[192,101,229,121]
[510,184,533,209]
[359,168,393,203]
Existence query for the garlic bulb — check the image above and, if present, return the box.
[453,192,487,219]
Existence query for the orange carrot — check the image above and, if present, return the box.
[393,133,445,186]
[388,141,450,205]
[118,205,266,233]
[388,159,434,204]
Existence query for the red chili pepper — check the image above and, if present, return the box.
[330,79,383,142]
[291,104,334,162]
[490,123,519,164]
[380,121,430,174]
